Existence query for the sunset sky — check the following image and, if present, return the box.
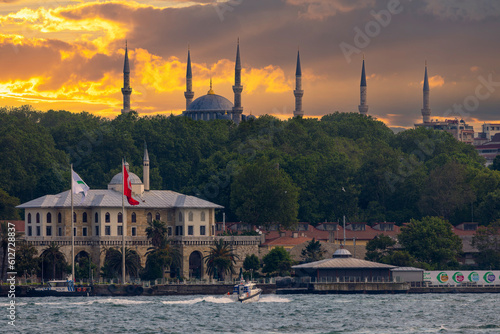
[0,0,499,130]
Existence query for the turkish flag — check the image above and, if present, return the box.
[123,163,140,205]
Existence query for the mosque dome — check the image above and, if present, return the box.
[109,172,143,186]
[186,93,234,112]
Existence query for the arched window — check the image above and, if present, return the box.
[73,212,77,223]
[201,211,206,222]
[131,212,136,223]
[188,211,193,222]
[147,212,152,223]
[118,212,123,223]
[46,212,52,223]
[58,213,62,223]
[82,212,87,223]
[28,213,32,224]
[105,212,110,223]
[95,212,99,223]
[155,212,161,221]
[178,212,183,222]
[36,213,40,224]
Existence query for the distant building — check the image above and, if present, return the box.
[475,133,500,166]
[482,123,500,141]
[414,63,474,143]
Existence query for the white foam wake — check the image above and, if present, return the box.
[258,295,290,303]
[162,296,235,305]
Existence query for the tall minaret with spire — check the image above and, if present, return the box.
[184,47,194,109]
[421,61,431,123]
[293,50,304,118]
[232,39,243,124]
[143,141,150,191]
[358,57,368,116]
[121,42,132,114]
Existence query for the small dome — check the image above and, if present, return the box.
[333,248,352,258]
[186,94,233,112]
[109,172,143,185]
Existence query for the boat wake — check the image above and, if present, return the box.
[162,295,290,305]
[258,295,290,303]
[162,296,234,305]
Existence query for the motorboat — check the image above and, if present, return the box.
[27,279,92,297]
[229,280,262,303]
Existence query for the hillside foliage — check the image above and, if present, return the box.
[1,106,499,228]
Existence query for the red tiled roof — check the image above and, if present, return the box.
[0,220,24,233]
[261,236,312,246]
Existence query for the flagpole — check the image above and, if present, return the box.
[122,159,126,285]
[71,164,75,282]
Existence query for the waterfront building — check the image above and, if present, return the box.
[481,123,500,141]
[17,146,259,280]
[292,248,395,281]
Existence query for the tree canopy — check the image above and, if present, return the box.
[398,216,462,269]
[2,106,497,227]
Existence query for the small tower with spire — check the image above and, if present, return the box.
[358,57,369,116]
[184,47,195,109]
[421,61,431,123]
[232,39,243,124]
[143,142,150,191]
[293,50,304,118]
[121,42,132,114]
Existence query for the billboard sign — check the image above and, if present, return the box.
[424,271,500,285]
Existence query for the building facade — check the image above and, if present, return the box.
[17,147,259,280]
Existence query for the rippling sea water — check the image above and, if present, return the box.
[4,293,500,333]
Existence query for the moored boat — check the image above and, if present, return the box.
[27,279,92,297]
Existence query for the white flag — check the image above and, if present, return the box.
[72,170,90,202]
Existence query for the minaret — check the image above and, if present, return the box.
[143,141,150,191]
[358,57,368,116]
[421,61,431,123]
[232,39,243,124]
[184,47,194,109]
[121,42,132,114]
[293,50,304,118]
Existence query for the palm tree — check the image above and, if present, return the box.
[101,247,142,279]
[0,222,10,280]
[203,239,239,280]
[40,242,67,280]
[144,238,181,279]
[16,241,39,279]
[145,220,168,248]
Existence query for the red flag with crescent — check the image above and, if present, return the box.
[123,162,139,206]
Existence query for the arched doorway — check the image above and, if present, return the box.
[75,251,93,281]
[189,251,203,279]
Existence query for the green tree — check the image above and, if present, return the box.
[142,238,181,280]
[145,220,168,248]
[262,247,294,276]
[490,155,500,171]
[243,254,260,272]
[15,241,39,278]
[203,239,239,280]
[472,220,500,269]
[230,160,299,230]
[301,238,325,263]
[365,234,396,263]
[40,242,67,280]
[100,247,142,280]
[398,216,462,269]
[0,189,20,219]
